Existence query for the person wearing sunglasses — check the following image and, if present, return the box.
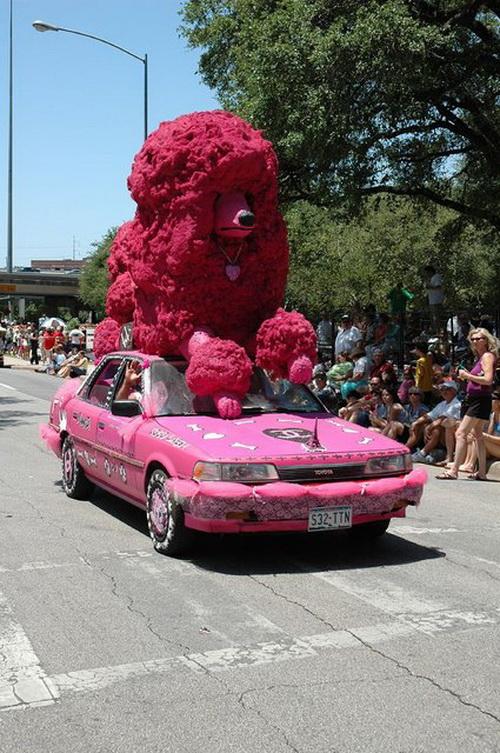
[437,328,498,480]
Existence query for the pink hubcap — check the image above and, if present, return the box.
[64,448,74,483]
[150,488,168,538]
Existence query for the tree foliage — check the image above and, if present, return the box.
[284,197,500,317]
[180,1,500,228]
[79,228,117,318]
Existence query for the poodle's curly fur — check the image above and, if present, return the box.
[94,110,316,417]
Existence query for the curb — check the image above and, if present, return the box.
[487,460,500,482]
[0,357,38,371]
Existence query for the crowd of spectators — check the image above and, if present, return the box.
[0,320,92,379]
[313,308,500,476]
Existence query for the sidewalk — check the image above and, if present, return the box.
[0,354,39,370]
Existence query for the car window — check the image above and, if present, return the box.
[150,361,196,415]
[114,358,145,403]
[85,358,123,408]
[149,361,324,416]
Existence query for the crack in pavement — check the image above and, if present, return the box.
[248,574,340,632]
[444,554,500,584]
[346,627,500,725]
[237,688,303,753]
[247,574,500,728]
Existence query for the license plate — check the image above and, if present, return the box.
[308,506,352,531]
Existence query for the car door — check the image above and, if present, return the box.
[66,356,123,483]
[80,356,125,491]
[94,357,145,500]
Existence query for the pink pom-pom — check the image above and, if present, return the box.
[214,393,243,419]
[186,338,252,397]
[288,355,313,384]
[256,309,317,379]
[93,318,121,360]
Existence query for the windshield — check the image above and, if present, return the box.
[149,361,324,416]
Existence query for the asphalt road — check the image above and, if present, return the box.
[1,369,499,753]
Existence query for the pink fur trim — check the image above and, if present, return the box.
[39,424,62,456]
[256,309,317,379]
[93,318,121,360]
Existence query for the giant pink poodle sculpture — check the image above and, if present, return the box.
[94,110,316,418]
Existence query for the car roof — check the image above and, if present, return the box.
[105,351,187,366]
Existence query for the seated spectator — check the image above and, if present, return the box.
[339,390,370,426]
[36,345,65,374]
[50,345,67,374]
[339,378,384,428]
[397,365,415,404]
[312,372,337,412]
[364,376,383,408]
[368,387,405,439]
[483,390,500,461]
[370,350,396,383]
[340,346,371,400]
[326,352,353,387]
[402,387,429,449]
[57,350,90,379]
[411,381,461,463]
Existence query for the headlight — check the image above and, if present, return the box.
[364,454,411,475]
[193,462,279,483]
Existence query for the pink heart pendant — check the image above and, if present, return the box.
[225,263,240,281]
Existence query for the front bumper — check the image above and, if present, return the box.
[167,468,427,533]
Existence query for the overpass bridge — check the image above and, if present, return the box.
[0,271,80,299]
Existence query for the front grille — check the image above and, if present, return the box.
[278,464,367,483]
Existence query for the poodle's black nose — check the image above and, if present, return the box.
[238,210,255,227]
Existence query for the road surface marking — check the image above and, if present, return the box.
[47,608,497,698]
[0,382,16,391]
[393,525,463,535]
[0,590,59,711]
[304,569,445,615]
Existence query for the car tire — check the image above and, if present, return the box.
[349,519,390,540]
[146,469,194,557]
[61,436,93,500]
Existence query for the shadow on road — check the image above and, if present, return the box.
[76,483,445,575]
[188,528,445,576]
[0,395,47,430]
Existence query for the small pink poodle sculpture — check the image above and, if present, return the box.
[94,110,316,418]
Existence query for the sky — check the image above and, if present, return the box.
[0,0,218,268]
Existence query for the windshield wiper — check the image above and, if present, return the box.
[241,406,279,414]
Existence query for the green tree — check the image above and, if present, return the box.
[79,228,117,319]
[285,197,499,316]
[180,1,500,228]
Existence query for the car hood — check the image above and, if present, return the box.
[153,412,407,464]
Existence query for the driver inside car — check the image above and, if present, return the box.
[115,360,143,402]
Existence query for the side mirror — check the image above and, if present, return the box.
[111,400,142,417]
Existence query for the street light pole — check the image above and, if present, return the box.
[32,21,148,142]
[7,0,14,273]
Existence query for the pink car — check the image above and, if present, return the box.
[43,352,426,556]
